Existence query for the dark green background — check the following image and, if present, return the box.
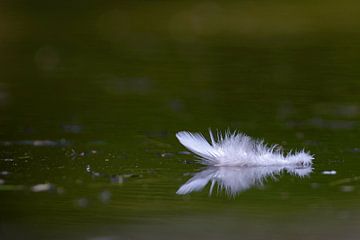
[0,1,359,239]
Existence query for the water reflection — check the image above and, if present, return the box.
[177,166,312,197]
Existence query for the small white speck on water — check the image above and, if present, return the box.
[86,164,91,173]
[161,153,174,158]
[322,170,337,175]
[31,183,53,192]
[32,140,58,146]
[2,158,14,162]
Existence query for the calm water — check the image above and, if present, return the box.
[1,1,360,239]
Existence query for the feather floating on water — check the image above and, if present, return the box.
[176,130,313,167]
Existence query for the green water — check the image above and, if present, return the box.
[1,1,360,239]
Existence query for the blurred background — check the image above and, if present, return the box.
[0,1,359,239]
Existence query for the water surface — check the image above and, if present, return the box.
[0,1,360,239]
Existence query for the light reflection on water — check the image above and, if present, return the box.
[177,166,312,196]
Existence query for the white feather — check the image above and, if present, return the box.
[177,165,312,196]
[176,130,313,167]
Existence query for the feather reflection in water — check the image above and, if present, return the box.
[177,166,312,196]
